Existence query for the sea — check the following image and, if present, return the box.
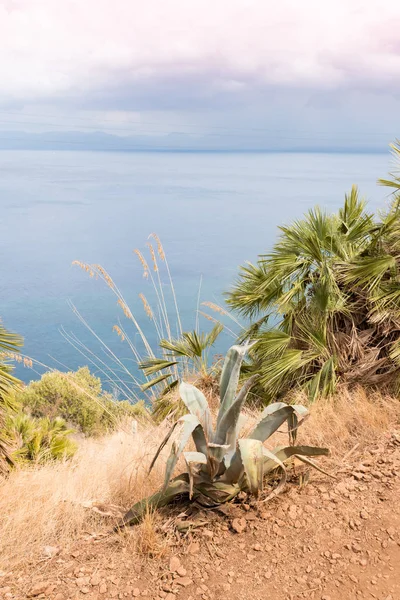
[0,150,392,393]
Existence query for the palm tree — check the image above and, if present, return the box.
[139,323,224,418]
[227,148,400,402]
[0,320,23,471]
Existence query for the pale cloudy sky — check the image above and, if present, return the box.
[0,0,399,149]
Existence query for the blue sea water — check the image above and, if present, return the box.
[0,150,392,391]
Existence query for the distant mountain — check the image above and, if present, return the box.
[0,130,387,153]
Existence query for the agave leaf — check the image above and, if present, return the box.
[249,405,294,442]
[238,438,264,496]
[224,413,248,469]
[214,374,259,445]
[291,404,309,416]
[195,480,240,506]
[179,382,213,439]
[116,475,190,528]
[262,466,287,502]
[218,345,247,421]
[184,451,208,465]
[288,411,298,445]
[184,451,208,499]
[191,425,208,456]
[262,446,287,470]
[161,414,204,492]
[260,402,288,416]
[207,442,231,478]
[263,445,329,474]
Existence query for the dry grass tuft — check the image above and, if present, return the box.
[299,386,400,457]
[0,423,169,570]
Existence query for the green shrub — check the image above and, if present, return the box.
[228,165,400,401]
[15,367,149,436]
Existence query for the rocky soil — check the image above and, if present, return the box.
[1,431,399,600]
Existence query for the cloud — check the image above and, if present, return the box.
[0,0,400,107]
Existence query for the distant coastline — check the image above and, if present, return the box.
[0,130,389,154]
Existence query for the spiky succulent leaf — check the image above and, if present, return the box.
[184,451,208,499]
[161,414,204,492]
[217,341,255,425]
[238,438,264,496]
[117,475,190,528]
[224,413,248,468]
[194,480,240,506]
[183,451,207,465]
[248,405,294,442]
[263,445,329,474]
[218,345,246,416]
[260,401,288,415]
[214,374,259,446]
[179,382,213,439]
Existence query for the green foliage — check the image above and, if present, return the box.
[0,319,23,406]
[15,367,149,436]
[5,413,77,463]
[139,323,223,394]
[227,155,400,401]
[119,343,328,527]
[0,320,23,473]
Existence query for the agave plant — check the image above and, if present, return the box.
[118,343,328,527]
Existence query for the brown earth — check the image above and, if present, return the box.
[1,430,399,600]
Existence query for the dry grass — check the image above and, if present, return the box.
[0,422,169,570]
[299,386,400,457]
[1,386,399,571]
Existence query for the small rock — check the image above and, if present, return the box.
[28,582,49,597]
[132,589,141,597]
[231,518,247,534]
[176,566,187,577]
[360,510,369,520]
[54,594,65,600]
[175,577,193,587]
[99,583,107,594]
[264,570,272,580]
[169,557,181,573]
[90,574,101,586]
[187,542,200,555]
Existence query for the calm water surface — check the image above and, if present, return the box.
[0,150,391,388]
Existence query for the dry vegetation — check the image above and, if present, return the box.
[1,386,399,573]
[0,421,170,570]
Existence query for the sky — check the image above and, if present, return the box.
[0,0,400,150]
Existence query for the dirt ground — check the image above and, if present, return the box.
[1,430,399,600]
